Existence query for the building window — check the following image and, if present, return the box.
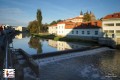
[116,30,120,36]
[116,23,120,26]
[72,31,74,34]
[109,30,114,33]
[76,31,78,34]
[87,31,90,35]
[95,31,98,35]
[116,30,120,33]
[104,23,114,26]
[82,31,84,34]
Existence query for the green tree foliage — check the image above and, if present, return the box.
[49,19,62,25]
[28,36,42,54]
[42,23,48,32]
[50,21,57,25]
[37,9,42,32]
[83,13,91,22]
[28,20,39,33]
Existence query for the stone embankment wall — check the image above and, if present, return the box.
[99,38,120,48]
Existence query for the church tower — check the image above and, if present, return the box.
[79,11,83,17]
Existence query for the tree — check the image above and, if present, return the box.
[28,36,42,54]
[49,21,57,25]
[83,13,91,22]
[37,9,42,32]
[27,20,39,33]
[42,23,48,32]
[49,19,62,25]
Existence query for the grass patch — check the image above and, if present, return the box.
[54,36,98,44]
[31,33,98,44]
[32,33,55,39]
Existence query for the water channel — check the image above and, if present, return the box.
[1,33,120,80]
[11,33,96,55]
[12,33,120,80]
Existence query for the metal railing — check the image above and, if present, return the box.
[2,35,15,80]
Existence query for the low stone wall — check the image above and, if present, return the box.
[66,35,99,41]
[99,38,116,48]
[18,49,39,76]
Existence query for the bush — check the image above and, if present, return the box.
[54,36,62,41]
[32,34,55,39]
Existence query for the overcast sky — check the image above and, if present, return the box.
[0,0,120,27]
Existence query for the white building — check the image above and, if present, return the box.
[49,21,102,39]
[48,24,57,34]
[102,12,120,38]
[15,26,23,32]
[48,12,100,39]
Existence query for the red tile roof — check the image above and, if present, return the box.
[65,21,102,29]
[57,21,65,24]
[103,12,120,19]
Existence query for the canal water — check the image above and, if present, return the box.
[37,50,120,80]
[11,33,96,55]
[8,33,120,80]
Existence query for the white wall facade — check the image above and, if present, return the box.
[48,26,57,34]
[102,19,120,38]
[60,28,102,38]
[48,23,102,38]
[57,24,65,36]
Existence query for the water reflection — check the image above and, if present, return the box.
[13,33,93,54]
[28,36,42,54]
[48,40,88,51]
[15,33,30,39]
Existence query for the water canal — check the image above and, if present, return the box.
[11,33,120,80]
[11,33,96,55]
[1,33,120,80]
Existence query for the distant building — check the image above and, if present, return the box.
[65,11,96,23]
[65,11,84,23]
[14,26,27,32]
[15,26,23,31]
[102,12,120,38]
[49,20,102,39]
